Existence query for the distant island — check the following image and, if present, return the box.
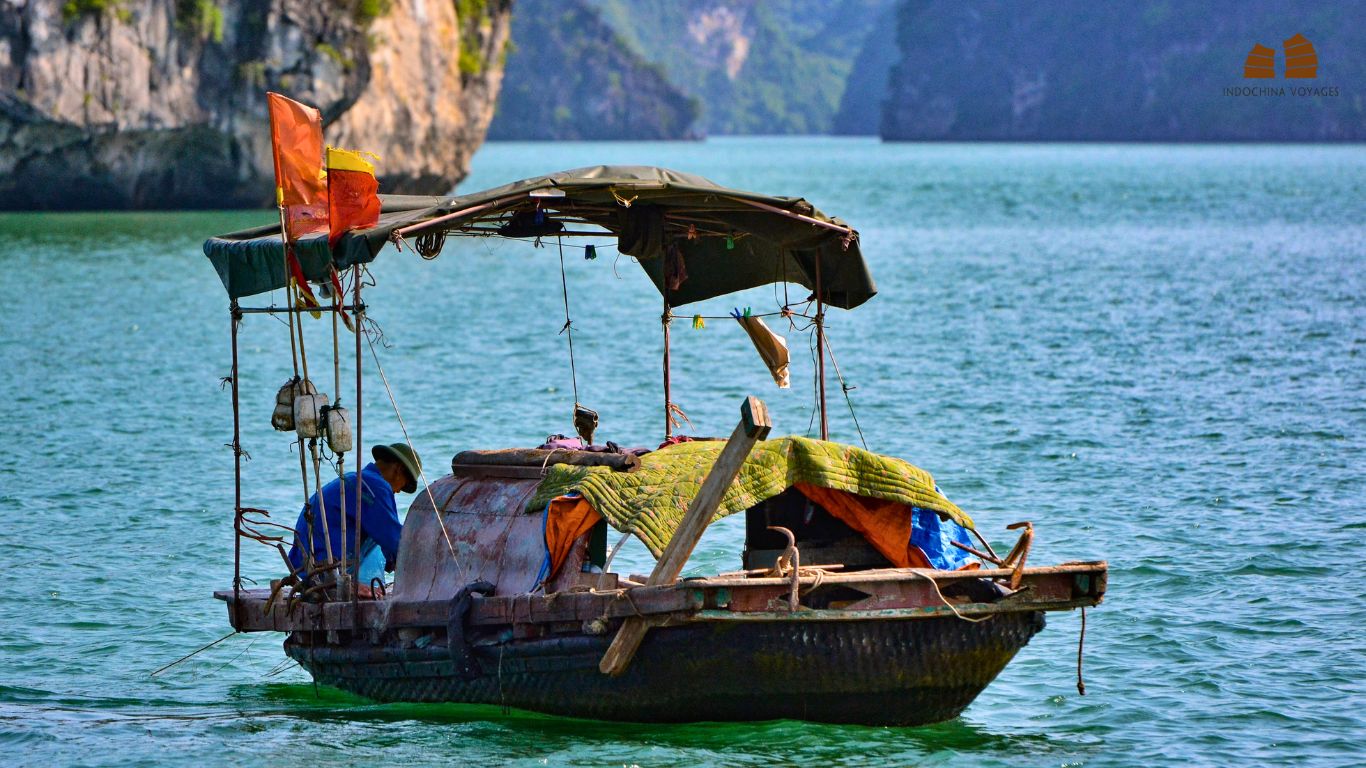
[493,0,1364,143]
[877,0,1365,142]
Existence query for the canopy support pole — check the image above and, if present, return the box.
[663,294,672,440]
[230,301,243,628]
[815,257,828,441]
[332,279,347,597]
[352,265,364,621]
[278,206,300,383]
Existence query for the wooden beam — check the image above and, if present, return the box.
[682,561,1107,589]
[599,396,771,676]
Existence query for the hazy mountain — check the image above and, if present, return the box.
[590,0,892,135]
[831,1,899,135]
[882,0,1366,141]
[489,0,700,140]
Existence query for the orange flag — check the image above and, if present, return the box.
[326,147,381,246]
[267,92,328,241]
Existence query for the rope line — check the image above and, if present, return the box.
[556,235,581,405]
[907,570,995,624]
[1077,607,1088,695]
[149,632,236,677]
[824,336,868,450]
[363,323,460,564]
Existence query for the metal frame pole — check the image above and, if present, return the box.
[332,277,347,594]
[230,301,243,626]
[663,295,672,440]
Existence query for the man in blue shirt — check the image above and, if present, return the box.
[287,442,422,594]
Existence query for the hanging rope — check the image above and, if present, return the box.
[415,230,445,260]
[556,236,581,406]
[824,336,868,450]
[363,321,460,563]
[1077,607,1088,695]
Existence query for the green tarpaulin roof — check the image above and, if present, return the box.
[203,165,876,309]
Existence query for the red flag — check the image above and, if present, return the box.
[267,92,328,241]
[287,252,322,317]
[329,266,355,331]
[326,147,381,246]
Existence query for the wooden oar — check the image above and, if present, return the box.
[599,396,772,676]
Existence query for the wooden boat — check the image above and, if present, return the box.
[205,165,1106,726]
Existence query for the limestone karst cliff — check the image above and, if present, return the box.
[0,0,512,210]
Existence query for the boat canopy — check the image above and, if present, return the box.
[203,165,876,309]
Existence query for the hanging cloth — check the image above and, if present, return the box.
[732,310,790,389]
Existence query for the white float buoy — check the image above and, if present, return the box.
[323,405,352,454]
[293,392,330,439]
[272,378,317,431]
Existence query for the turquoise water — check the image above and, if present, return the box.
[1,138,1363,766]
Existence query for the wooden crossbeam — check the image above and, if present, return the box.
[599,396,772,676]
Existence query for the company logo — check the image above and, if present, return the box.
[1243,34,1317,79]
[1227,33,1337,97]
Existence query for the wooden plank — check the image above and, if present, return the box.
[600,396,772,676]
[681,561,1107,589]
[216,563,1106,634]
[693,596,1102,623]
[470,585,697,625]
[217,583,704,633]
[450,464,547,479]
[452,448,641,472]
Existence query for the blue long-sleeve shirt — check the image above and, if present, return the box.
[287,463,403,574]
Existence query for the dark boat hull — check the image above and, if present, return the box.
[286,611,1046,725]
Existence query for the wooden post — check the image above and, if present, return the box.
[815,254,828,441]
[663,287,672,440]
[352,265,364,616]
[230,302,242,628]
[599,396,772,676]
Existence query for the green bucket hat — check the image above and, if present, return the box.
[372,443,422,493]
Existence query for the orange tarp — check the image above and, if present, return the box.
[267,92,328,240]
[545,495,603,580]
[793,483,933,569]
[545,485,976,578]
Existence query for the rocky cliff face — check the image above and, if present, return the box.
[882,0,1366,141]
[0,0,512,210]
[332,0,510,192]
[488,0,698,141]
